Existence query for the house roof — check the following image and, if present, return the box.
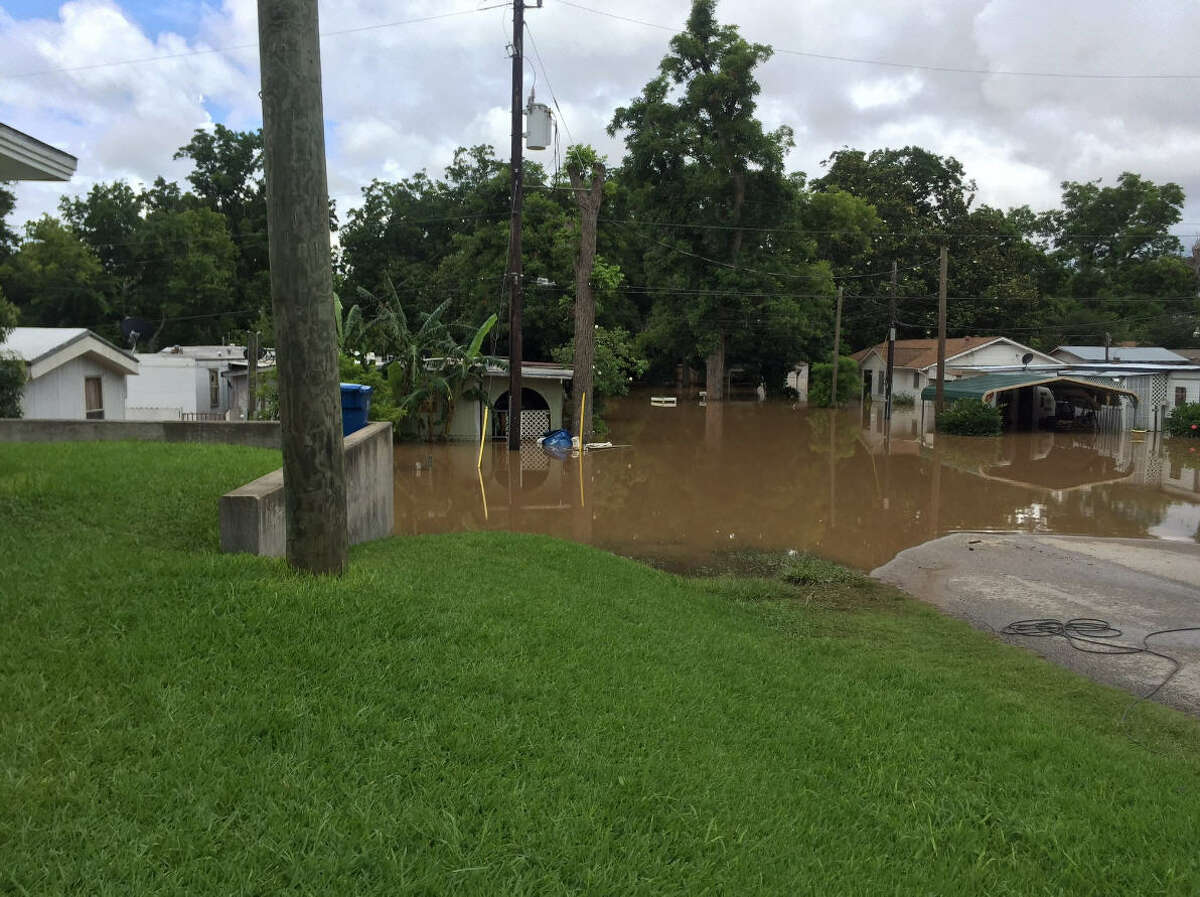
[0,123,77,181]
[1,327,139,378]
[159,344,247,361]
[484,360,573,380]
[852,336,1053,371]
[1174,348,1200,363]
[1052,345,1188,363]
[919,372,1138,404]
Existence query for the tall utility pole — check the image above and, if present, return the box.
[257,0,348,574]
[830,286,843,406]
[935,245,948,414]
[506,0,526,451]
[885,260,897,421]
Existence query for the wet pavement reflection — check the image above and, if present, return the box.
[394,392,1200,572]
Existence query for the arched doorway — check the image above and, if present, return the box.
[493,387,551,441]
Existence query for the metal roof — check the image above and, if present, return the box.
[920,373,1138,404]
[1053,345,1188,363]
[0,327,90,362]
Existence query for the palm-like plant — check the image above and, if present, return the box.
[354,276,500,440]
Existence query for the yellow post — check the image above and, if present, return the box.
[578,392,587,450]
[477,468,489,521]
[477,405,490,469]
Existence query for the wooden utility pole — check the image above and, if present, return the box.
[257,0,348,574]
[246,330,259,421]
[885,260,897,421]
[830,286,843,406]
[506,0,526,451]
[935,245,948,414]
[568,157,606,443]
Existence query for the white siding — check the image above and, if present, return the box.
[126,355,198,418]
[22,356,128,420]
[860,355,886,398]
[194,361,231,412]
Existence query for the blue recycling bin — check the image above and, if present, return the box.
[340,383,373,436]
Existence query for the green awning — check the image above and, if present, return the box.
[920,373,1138,404]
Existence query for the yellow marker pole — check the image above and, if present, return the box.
[477,406,489,469]
[578,391,587,451]
[477,468,489,521]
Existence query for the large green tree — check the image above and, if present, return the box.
[174,125,271,324]
[609,0,825,397]
[1039,173,1198,346]
[0,216,107,329]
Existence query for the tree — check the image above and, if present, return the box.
[132,208,238,347]
[609,0,809,399]
[1040,173,1197,346]
[0,216,107,328]
[812,146,978,349]
[174,126,272,326]
[0,183,18,264]
[565,144,607,440]
[60,181,145,324]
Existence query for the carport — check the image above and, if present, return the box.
[921,373,1138,431]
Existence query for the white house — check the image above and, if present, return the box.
[126,344,248,420]
[0,327,139,419]
[443,360,573,441]
[1049,345,1200,431]
[852,336,1059,402]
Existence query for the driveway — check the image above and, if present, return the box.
[873,533,1200,715]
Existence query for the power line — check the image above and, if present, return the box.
[0,5,512,80]
[557,0,1200,81]
[524,22,573,144]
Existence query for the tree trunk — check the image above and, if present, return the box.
[707,169,746,403]
[706,331,726,401]
[568,160,605,443]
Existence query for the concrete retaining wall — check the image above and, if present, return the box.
[219,422,394,557]
[0,418,281,449]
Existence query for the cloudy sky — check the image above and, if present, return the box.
[3,0,1199,244]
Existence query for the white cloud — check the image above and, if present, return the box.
[1,0,1199,245]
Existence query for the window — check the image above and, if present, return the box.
[1176,386,1188,407]
[209,369,220,408]
[84,377,104,420]
[912,371,919,389]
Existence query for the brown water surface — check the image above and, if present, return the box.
[394,392,1200,571]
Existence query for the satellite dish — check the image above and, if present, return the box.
[1021,352,1034,367]
[121,317,154,350]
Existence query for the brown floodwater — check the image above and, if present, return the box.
[393,392,1200,572]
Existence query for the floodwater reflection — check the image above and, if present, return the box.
[394,392,1200,571]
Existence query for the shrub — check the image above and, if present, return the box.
[0,358,23,419]
[937,399,1002,436]
[1166,402,1200,438]
[891,391,915,407]
[808,357,862,407]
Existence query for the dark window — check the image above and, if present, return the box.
[209,369,220,408]
[84,377,104,420]
[912,371,919,389]
[1176,386,1188,407]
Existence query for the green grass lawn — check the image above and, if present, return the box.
[2,441,1199,896]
